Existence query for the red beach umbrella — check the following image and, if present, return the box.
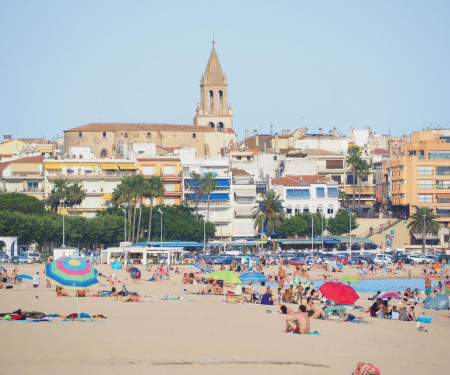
[319,282,359,304]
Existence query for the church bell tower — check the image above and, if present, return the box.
[194,42,233,132]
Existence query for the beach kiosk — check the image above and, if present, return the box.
[53,247,80,259]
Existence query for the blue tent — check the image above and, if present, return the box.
[111,260,123,270]
[423,294,449,310]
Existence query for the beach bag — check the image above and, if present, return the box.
[353,362,380,375]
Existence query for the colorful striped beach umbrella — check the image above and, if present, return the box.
[291,276,312,289]
[339,276,360,284]
[16,274,33,280]
[378,291,403,299]
[239,272,269,284]
[191,260,214,273]
[45,257,98,289]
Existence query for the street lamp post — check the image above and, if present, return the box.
[349,211,352,252]
[311,216,314,252]
[422,214,426,255]
[158,209,164,265]
[203,216,206,256]
[321,212,324,250]
[122,204,127,242]
[60,199,65,247]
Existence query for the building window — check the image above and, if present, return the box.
[437,196,450,203]
[103,132,106,138]
[429,150,450,159]
[401,180,407,184]
[100,149,107,157]
[286,206,292,215]
[327,205,334,214]
[417,166,433,175]
[436,209,450,217]
[124,132,128,138]
[217,122,224,132]
[436,166,450,175]
[401,166,406,170]
[418,180,433,189]
[418,150,425,159]
[317,205,323,213]
[400,193,407,198]
[27,182,39,192]
[331,175,341,183]
[327,187,338,198]
[163,165,175,176]
[316,187,325,198]
[326,160,343,169]
[79,132,82,137]
[192,133,196,138]
[302,205,308,213]
[147,132,151,138]
[208,122,215,128]
[418,194,433,203]
[436,180,450,189]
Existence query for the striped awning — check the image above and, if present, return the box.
[44,163,62,170]
[10,163,40,172]
[100,163,118,170]
[118,163,136,170]
[437,193,450,199]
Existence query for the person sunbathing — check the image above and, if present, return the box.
[124,292,142,302]
[76,289,89,297]
[282,288,296,303]
[285,305,310,334]
[56,285,70,297]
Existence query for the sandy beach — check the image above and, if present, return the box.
[1,262,448,375]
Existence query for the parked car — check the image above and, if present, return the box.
[407,254,434,264]
[0,253,11,263]
[373,254,393,265]
[289,257,306,266]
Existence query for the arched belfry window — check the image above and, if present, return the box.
[100,149,107,157]
[208,90,214,111]
[218,90,223,110]
[208,122,215,128]
[217,122,224,132]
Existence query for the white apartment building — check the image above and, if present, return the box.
[271,175,340,218]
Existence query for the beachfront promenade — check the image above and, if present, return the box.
[0,262,448,375]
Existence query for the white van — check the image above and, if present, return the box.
[374,254,393,264]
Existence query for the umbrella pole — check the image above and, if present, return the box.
[76,291,80,319]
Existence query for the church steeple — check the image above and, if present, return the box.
[194,42,233,132]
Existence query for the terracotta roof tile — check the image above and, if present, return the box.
[64,123,215,133]
[230,168,251,177]
[272,174,330,186]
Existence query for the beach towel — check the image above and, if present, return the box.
[353,362,380,375]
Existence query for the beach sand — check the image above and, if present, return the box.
[0,262,448,375]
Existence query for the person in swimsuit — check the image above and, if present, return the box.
[285,305,310,334]
[425,276,432,296]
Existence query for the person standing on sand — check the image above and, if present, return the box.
[32,272,40,288]
[425,276,432,296]
[285,305,310,334]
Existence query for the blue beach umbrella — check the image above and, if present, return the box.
[16,274,33,280]
[239,272,269,284]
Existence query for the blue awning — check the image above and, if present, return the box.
[217,179,231,188]
[327,187,338,198]
[186,193,230,201]
[316,187,325,197]
[323,239,341,245]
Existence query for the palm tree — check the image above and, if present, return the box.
[66,183,86,214]
[252,190,285,250]
[186,171,203,220]
[45,178,69,213]
[200,172,218,222]
[339,190,349,209]
[356,160,370,212]
[132,175,146,241]
[143,176,165,242]
[112,176,134,241]
[407,207,440,254]
[346,146,363,212]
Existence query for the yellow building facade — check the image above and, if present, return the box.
[387,131,450,225]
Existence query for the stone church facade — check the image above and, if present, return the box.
[64,44,236,158]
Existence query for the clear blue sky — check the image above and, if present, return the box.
[1,0,449,141]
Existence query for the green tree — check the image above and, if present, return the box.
[327,209,358,235]
[407,207,441,254]
[112,176,134,241]
[338,190,350,209]
[185,171,203,220]
[200,172,218,222]
[142,176,165,242]
[0,192,45,214]
[356,160,370,211]
[66,183,87,214]
[45,178,69,212]
[346,146,363,212]
[252,190,285,248]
